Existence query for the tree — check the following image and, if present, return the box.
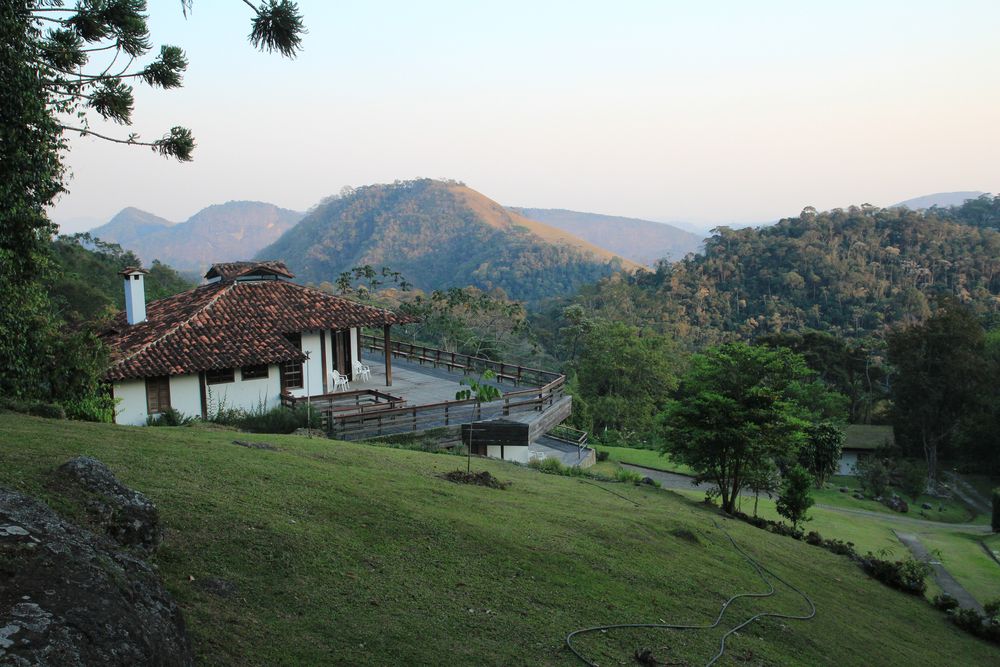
[888,297,987,482]
[0,1,304,400]
[658,343,825,514]
[855,455,891,498]
[798,421,845,488]
[776,464,814,529]
[897,460,928,501]
[575,321,680,439]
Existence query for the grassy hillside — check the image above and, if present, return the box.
[1,413,996,666]
[259,180,637,303]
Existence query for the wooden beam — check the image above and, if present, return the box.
[320,330,328,393]
[198,371,208,419]
[383,324,392,386]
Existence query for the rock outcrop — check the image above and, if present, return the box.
[0,485,192,666]
[55,456,163,553]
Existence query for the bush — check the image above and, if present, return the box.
[595,450,610,462]
[856,456,891,498]
[0,397,66,419]
[614,468,643,485]
[63,393,117,423]
[776,464,814,529]
[858,555,929,595]
[932,594,959,612]
[897,460,928,501]
[147,408,193,426]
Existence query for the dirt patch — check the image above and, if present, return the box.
[232,440,280,451]
[669,527,701,545]
[441,470,510,490]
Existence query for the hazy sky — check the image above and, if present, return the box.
[51,0,1000,233]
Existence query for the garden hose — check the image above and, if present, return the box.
[564,520,816,666]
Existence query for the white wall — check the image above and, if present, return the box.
[171,374,202,418]
[839,451,859,476]
[486,444,531,464]
[114,379,148,426]
[205,365,282,416]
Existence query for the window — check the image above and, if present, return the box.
[145,376,171,414]
[206,368,235,385]
[280,332,303,390]
[241,364,269,380]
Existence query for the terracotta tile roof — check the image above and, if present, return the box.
[204,260,295,281]
[101,278,416,381]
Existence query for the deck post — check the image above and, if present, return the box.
[383,323,392,386]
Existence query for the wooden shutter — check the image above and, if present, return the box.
[145,376,171,414]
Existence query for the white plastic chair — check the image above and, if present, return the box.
[331,370,350,392]
[353,360,371,383]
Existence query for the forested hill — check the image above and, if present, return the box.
[258,180,638,303]
[90,201,303,273]
[562,203,1000,347]
[507,207,703,266]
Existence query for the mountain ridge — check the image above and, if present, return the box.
[89,201,303,273]
[258,179,638,302]
[509,207,704,266]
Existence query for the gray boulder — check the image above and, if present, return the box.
[56,456,162,553]
[0,488,193,666]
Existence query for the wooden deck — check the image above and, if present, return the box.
[284,339,567,441]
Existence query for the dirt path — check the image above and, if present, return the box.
[944,472,991,514]
[894,530,984,613]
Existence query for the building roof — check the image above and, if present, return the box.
[204,260,295,282]
[101,269,415,381]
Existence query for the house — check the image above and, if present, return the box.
[837,425,892,475]
[101,261,412,426]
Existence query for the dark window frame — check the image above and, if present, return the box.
[280,332,304,391]
[145,375,171,414]
[241,364,269,381]
[206,368,235,385]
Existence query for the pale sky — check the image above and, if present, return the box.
[51,0,1000,233]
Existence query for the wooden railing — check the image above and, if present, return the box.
[360,334,561,389]
[547,424,589,447]
[316,335,567,440]
[281,388,406,430]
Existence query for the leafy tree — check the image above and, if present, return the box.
[0,1,304,401]
[776,464,814,529]
[575,321,680,438]
[455,369,501,403]
[658,343,824,514]
[888,297,987,481]
[855,455,891,498]
[798,422,845,488]
[897,460,928,501]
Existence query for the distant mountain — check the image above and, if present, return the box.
[258,179,639,303]
[89,201,303,272]
[892,191,985,210]
[508,208,704,266]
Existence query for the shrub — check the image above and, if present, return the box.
[63,393,118,423]
[897,460,928,501]
[932,594,959,612]
[28,401,66,419]
[614,468,643,485]
[858,555,929,595]
[147,408,193,426]
[856,456,891,498]
[595,450,610,462]
[985,598,1000,620]
[805,531,823,546]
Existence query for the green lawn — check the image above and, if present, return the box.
[675,488,1000,607]
[815,476,979,524]
[1,413,997,666]
[591,444,695,476]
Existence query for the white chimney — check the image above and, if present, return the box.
[119,267,149,325]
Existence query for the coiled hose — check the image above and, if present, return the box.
[564,520,816,666]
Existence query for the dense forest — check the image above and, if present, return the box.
[258,179,632,304]
[534,199,1000,349]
